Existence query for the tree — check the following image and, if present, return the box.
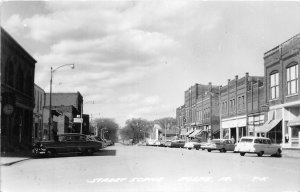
[119,118,153,144]
[93,118,119,142]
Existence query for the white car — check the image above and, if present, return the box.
[234,136,282,157]
[184,140,201,150]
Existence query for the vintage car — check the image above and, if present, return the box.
[170,140,186,148]
[87,135,107,148]
[32,133,103,157]
[205,139,235,153]
[234,136,282,157]
[164,140,172,147]
[184,139,202,150]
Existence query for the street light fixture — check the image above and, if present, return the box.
[49,63,75,140]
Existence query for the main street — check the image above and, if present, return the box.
[1,144,299,192]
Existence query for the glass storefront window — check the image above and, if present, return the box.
[291,126,300,138]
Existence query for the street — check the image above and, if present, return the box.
[1,144,300,192]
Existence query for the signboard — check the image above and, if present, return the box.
[261,104,269,112]
[73,118,83,123]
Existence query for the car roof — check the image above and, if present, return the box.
[240,136,270,140]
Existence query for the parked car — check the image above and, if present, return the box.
[159,140,166,147]
[164,140,172,147]
[146,140,156,146]
[153,140,161,147]
[205,139,235,153]
[32,133,103,157]
[234,136,282,157]
[87,135,107,148]
[170,140,186,148]
[184,139,201,150]
[200,141,211,150]
[104,139,114,146]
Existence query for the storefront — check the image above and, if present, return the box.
[283,104,300,148]
[221,115,246,142]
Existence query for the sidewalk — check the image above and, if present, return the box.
[282,148,300,159]
[1,151,32,166]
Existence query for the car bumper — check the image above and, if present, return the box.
[32,148,46,155]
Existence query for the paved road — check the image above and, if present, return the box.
[1,144,300,192]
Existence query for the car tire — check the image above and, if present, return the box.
[275,149,282,157]
[196,148,199,150]
[240,152,245,156]
[222,148,227,153]
[86,148,94,156]
[46,149,56,158]
[207,149,211,152]
[202,148,205,151]
[188,148,191,150]
[257,151,263,157]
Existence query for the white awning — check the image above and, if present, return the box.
[185,130,194,136]
[188,130,202,138]
[287,116,300,127]
[256,119,282,133]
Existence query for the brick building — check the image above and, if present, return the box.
[262,34,300,148]
[220,73,264,142]
[178,83,220,141]
[33,84,45,142]
[45,92,84,136]
[1,28,36,152]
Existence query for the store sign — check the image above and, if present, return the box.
[73,118,83,123]
[261,104,269,112]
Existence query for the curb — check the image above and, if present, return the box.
[1,158,31,166]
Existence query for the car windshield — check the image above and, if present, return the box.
[240,138,253,143]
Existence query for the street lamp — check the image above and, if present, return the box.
[49,64,75,140]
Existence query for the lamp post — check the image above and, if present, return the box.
[49,64,75,140]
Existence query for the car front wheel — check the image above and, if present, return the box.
[257,151,264,157]
[207,149,211,152]
[46,149,56,158]
[240,152,245,156]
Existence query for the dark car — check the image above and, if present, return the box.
[170,140,186,148]
[32,133,103,157]
[206,139,235,153]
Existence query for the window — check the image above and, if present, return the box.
[270,72,279,99]
[287,64,298,95]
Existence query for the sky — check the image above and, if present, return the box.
[2,1,300,127]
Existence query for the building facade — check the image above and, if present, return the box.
[177,83,220,141]
[220,73,264,142]
[263,34,300,148]
[45,92,83,137]
[33,84,45,142]
[1,28,36,152]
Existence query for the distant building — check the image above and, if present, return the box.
[45,92,83,135]
[33,84,46,142]
[177,83,220,142]
[262,34,300,148]
[1,27,36,152]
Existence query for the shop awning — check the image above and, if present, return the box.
[256,119,282,133]
[185,130,194,136]
[189,130,202,138]
[287,116,300,127]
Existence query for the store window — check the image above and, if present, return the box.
[287,64,298,95]
[270,72,279,99]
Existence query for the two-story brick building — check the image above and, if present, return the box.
[262,34,300,148]
[1,27,36,152]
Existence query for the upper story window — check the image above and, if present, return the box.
[287,64,298,95]
[270,72,279,99]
